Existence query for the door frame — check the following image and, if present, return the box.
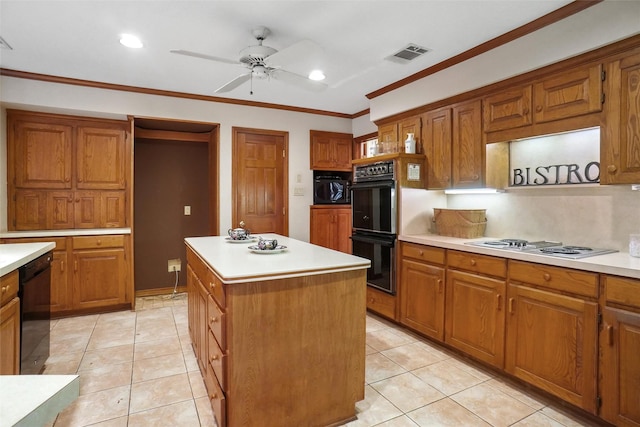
[231,126,289,236]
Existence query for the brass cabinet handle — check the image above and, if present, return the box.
[210,316,218,323]
[472,174,479,181]
[438,279,443,294]
[60,260,64,272]
[607,325,614,346]
[496,294,501,310]
[210,282,216,289]
[470,259,477,266]
[543,273,551,281]
[508,298,514,314]
[419,250,424,256]
[607,165,617,173]
[536,105,543,112]
[1,286,7,293]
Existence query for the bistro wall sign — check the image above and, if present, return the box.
[512,161,600,186]
[509,128,600,187]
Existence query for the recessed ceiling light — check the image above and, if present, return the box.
[308,70,325,81]
[119,34,143,49]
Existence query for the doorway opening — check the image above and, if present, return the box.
[133,118,219,296]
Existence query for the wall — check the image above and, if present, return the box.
[0,79,352,241]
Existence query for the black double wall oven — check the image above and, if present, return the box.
[351,160,397,295]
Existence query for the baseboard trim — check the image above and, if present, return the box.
[135,286,187,298]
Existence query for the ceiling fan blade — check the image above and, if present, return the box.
[215,73,252,93]
[264,39,323,68]
[271,69,327,92]
[170,49,239,65]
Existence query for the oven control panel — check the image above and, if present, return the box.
[354,160,395,182]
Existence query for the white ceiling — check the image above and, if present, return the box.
[0,0,576,115]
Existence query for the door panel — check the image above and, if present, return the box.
[233,128,288,235]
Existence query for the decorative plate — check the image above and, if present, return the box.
[248,245,288,254]
[225,237,258,243]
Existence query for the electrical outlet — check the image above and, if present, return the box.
[168,258,181,272]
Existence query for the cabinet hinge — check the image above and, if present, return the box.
[597,312,602,327]
[596,395,602,409]
[601,69,606,81]
[601,93,605,104]
[282,149,286,158]
[282,207,286,216]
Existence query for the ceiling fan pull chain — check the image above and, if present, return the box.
[250,71,254,95]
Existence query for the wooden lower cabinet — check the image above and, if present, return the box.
[0,271,20,375]
[187,244,365,427]
[366,286,397,320]
[506,262,599,413]
[600,275,640,426]
[2,235,131,316]
[399,243,445,340]
[309,205,352,253]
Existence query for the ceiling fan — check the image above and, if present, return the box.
[171,26,327,94]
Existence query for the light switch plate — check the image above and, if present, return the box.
[184,206,191,215]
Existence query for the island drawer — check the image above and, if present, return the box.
[401,243,445,265]
[208,329,227,392]
[205,365,227,427]
[208,295,226,350]
[509,260,598,298]
[206,269,226,309]
[72,235,124,249]
[448,250,507,278]
[366,287,396,320]
[603,275,640,308]
[186,247,207,280]
[0,271,19,306]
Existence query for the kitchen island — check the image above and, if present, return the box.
[185,234,370,427]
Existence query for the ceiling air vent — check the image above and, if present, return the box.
[385,44,429,64]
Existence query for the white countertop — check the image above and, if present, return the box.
[0,375,79,427]
[0,228,131,238]
[400,234,640,279]
[0,242,56,276]
[185,234,370,284]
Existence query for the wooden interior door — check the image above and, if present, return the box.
[232,128,288,235]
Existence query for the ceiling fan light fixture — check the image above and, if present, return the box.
[119,34,143,49]
[308,70,325,81]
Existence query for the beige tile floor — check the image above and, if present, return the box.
[43,294,596,427]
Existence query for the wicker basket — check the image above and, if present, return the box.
[433,208,487,238]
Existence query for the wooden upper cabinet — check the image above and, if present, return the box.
[601,51,640,185]
[398,116,422,153]
[310,130,352,171]
[11,119,73,189]
[533,63,603,123]
[377,122,398,145]
[483,85,533,132]
[452,99,483,188]
[423,108,452,189]
[76,126,127,189]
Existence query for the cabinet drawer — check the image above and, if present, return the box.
[509,260,598,298]
[401,243,445,265]
[72,234,124,249]
[206,269,226,309]
[603,275,640,308]
[205,366,226,427]
[207,328,227,392]
[186,247,207,281]
[448,250,507,278]
[207,295,226,350]
[0,271,19,306]
[366,287,396,320]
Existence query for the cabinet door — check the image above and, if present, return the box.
[14,190,48,230]
[483,85,533,132]
[50,250,71,313]
[601,52,640,185]
[310,208,335,249]
[197,279,208,375]
[399,116,422,154]
[505,284,598,413]
[74,191,102,228]
[48,191,74,229]
[332,138,353,170]
[445,270,505,367]
[378,123,398,145]
[73,247,126,310]
[310,130,353,171]
[423,108,452,189]
[76,125,127,190]
[533,63,603,123]
[334,208,353,253]
[452,99,483,188]
[400,259,445,340]
[102,191,126,228]
[10,119,73,189]
[600,307,640,427]
[0,298,20,375]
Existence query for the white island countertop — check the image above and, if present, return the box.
[185,234,370,284]
[0,375,79,427]
[0,242,56,276]
[400,234,640,279]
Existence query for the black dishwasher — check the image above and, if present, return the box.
[18,251,52,374]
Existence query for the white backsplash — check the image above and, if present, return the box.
[400,185,640,252]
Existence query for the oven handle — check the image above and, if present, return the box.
[350,180,395,190]
[350,234,396,246]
